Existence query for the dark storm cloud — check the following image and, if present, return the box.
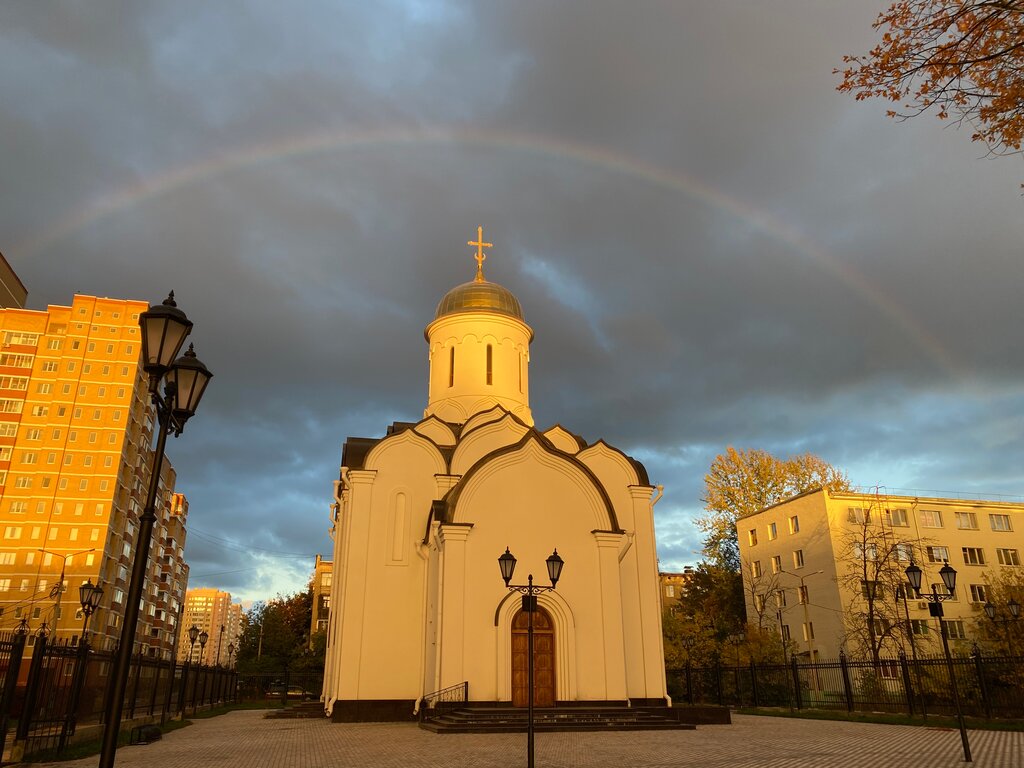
[2,1,1023,600]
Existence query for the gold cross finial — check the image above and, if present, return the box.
[468,226,493,282]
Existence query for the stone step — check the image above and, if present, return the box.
[420,707,696,733]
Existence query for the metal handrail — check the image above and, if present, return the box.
[418,681,468,721]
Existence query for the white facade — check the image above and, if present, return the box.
[322,255,668,720]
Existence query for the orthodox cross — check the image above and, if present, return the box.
[468,226,493,282]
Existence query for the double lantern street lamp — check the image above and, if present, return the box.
[983,599,1021,656]
[905,560,972,763]
[199,630,210,665]
[99,293,212,768]
[78,579,104,644]
[498,547,564,768]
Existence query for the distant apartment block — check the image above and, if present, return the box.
[738,488,1024,660]
[178,587,242,666]
[0,294,190,657]
[659,568,693,613]
[310,554,332,640]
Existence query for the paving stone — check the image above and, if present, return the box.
[29,711,1024,768]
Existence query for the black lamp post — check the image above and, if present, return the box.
[227,642,235,668]
[498,547,564,768]
[906,560,971,762]
[983,599,1020,655]
[199,629,209,665]
[78,579,104,645]
[216,624,225,667]
[99,293,212,768]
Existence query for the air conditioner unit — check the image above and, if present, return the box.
[917,601,928,610]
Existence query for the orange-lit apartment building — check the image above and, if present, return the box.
[0,294,190,657]
[310,554,332,640]
[178,588,242,666]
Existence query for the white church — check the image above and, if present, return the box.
[322,231,669,721]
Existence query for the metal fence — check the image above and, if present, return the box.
[0,634,237,764]
[669,649,1024,720]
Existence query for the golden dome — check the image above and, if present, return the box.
[434,279,524,321]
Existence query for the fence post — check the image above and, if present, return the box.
[16,633,49,741]
[839,651,854,712]
[749,660,760,708]
[685,661,693,704]
[898,650,915,717]
[60,638,92,751]
[972,645,991,720]
[0,630,28,758]
[129,651,144,719]
[790,655,803,710]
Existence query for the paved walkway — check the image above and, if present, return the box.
[33,711,1024,768]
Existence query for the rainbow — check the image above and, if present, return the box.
[13,127,960,378]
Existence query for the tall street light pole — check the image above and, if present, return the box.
[39,548,95,638]
[99,293,212,768]
[906,559,971,762]
[498,547,564,768]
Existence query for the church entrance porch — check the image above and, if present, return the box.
[511,607,555,707]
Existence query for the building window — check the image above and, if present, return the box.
[926,546,950,563]
[42,361,57,372]
[990,514,1012,532]
[962,547,986,566]
[448,347,455,387]
[932,583,958,601]
[4,526,22,539]
[21,453,36,465]
[768,522,777,540]
[775,590,786,608]
[485,344,493,385]
[798,585,808,604]
[793,550,805,568]
[955,512,978,530]
[748,529,758,546]
[0,399,23,414]
[943,620,967,640]
[853,542,878,561]
[969,584,988,603]
[896,543,913,562]
[751,561,762,579]
[996,548,1021,566]
[847,507,870,524]
[665,585,675,597]
[802,622,814,641]
[911,619,930,636]
[885,508,909,527]
[771,555,781,574]
[861,580,884,600]
[919,509,943,528]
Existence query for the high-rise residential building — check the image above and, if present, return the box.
[0,293,190,657]
[178,588,242,666]
[738,488,1024,660]
[310,554,332,640]
[0,252,27,309]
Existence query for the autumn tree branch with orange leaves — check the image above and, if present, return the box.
[837,1,1024,157]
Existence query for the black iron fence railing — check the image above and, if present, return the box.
[0,637,238,765]
[669,649,1024,720]
[419,681,469,721]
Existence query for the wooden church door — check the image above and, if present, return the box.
[511,607,555,707]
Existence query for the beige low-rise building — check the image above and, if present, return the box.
[309,555,332,641]
[738,488,1024,660]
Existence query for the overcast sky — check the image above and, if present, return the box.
[2,2,1023,605]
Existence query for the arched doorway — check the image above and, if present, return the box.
[511,607,555,707]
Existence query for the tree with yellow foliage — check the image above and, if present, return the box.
[698,447,850,571]
[837,1,1024,156]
